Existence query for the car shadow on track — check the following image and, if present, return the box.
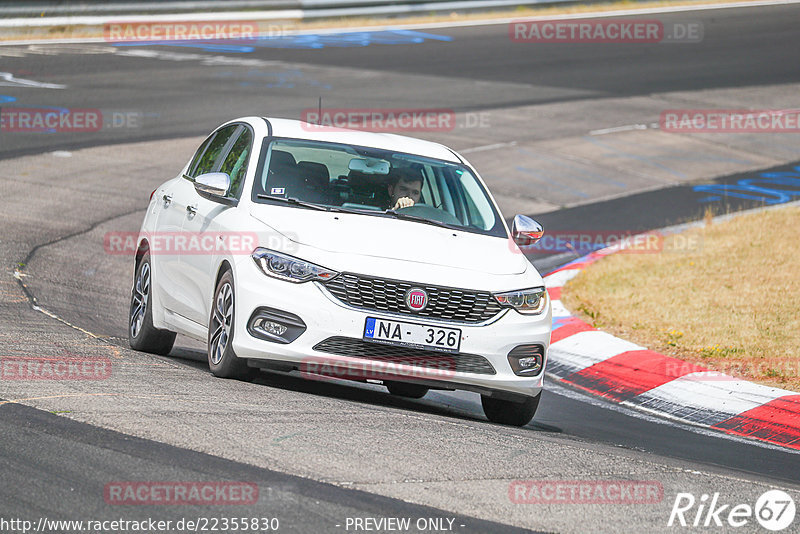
[165,343,562,434]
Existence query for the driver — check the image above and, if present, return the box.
[387,168,422,210]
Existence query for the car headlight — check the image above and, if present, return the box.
[493,287,548,315]
[252,248,338,283]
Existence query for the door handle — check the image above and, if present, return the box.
[186,205,197,215]
[162,194,172,207]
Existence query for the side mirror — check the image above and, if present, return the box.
[194,172,231,199]
[512,214,544,246]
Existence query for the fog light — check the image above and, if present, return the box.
[517,356,540,369]
[507,345,545,376]
[256,320,288,337]
[247,307,306,344]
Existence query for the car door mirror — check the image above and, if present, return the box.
[512,214,544,246]
[194,172,230,197]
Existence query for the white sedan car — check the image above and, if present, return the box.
[129,117,551,426]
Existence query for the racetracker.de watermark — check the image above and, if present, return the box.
[513,230,703,255]
[661,109,800,133]
[104,482,259,505]
[509,480,664,504]
[0,517,280,534]
[301,108,460,132]
[0,357,111,380]
[509,19,703,43]
[104,21,261,42]
[668,360,800,382]
[0,108,143,133]
[300,356,456,383]
[104,231,262,256]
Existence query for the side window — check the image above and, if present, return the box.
[218,127,253,199]
[421,165,440,207]
[191,125,239,178]
[457,171,495,230]
[186,134,215,179]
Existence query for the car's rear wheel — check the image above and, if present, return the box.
[208,270,251,380]
[385,381,429,399]
[128,252,176,355]
[481,393,540,427]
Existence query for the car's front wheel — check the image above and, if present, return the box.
[208,270,251,380]
[129,252,176,355]
[481,393,541,427]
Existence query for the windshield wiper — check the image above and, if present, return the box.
[323,205,380,216]
[257,195,396,218]
[256,196,455,230]
[257,195,328,211]
[382,209,456,229]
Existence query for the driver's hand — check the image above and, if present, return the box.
[392,197,415,209]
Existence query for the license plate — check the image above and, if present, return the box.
[363,317,461,353]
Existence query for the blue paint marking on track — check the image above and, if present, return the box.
[112,30,452,52]
[693,165,800,205]
[551,317,573,330]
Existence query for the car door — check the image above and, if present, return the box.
[180,124,253,326]
[152,133,216,315]
[157,124,241,322]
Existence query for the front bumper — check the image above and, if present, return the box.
[232,258,552,399]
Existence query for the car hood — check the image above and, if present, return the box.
[249,205,528,276]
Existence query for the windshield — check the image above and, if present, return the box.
[251,138,506,237]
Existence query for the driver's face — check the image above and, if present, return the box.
[389,178,422,204]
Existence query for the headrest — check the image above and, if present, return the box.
[270,150,297,168]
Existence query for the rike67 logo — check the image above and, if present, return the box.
[668,490,796,531]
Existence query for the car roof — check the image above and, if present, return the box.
[254,117,463,164]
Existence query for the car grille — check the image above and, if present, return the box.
[323,273,503,323]
[312,337,496,375]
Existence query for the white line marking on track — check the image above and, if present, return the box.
[638,372,793,416]
[550,299,571,318]
[0,71,66,89]
[589,123,650,136]
[545,378,800,455]
[543,268,581,288]
[549,330,644,372]
[461,141,517,154]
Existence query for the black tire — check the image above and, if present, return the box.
[385,381,429,399]
[481,393,541,427]
[128,252,176,355]
[207,270,251,380]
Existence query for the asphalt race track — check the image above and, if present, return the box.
[1,3,800,533]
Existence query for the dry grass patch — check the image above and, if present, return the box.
[562,206,800,391]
